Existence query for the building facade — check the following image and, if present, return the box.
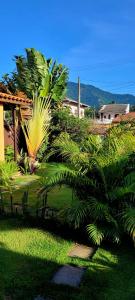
[63,98,89,118]
[98,104,130,124]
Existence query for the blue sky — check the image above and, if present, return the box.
[1,0,135,94]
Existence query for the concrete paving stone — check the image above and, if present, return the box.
[68,243,96,259]
[52,264,86,287]
[34,296,45,300]
[34,296,52,300]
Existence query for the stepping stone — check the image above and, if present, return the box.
[68,243,95,259]
[34,297,44,300]
[34,297,51,300]
[52,264,86,287]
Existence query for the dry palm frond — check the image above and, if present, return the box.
[21,96,50,159]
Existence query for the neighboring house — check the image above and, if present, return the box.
[63,98,89,118]
[112,112,135,124]
[98,104,130,124]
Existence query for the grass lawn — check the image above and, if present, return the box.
[0,218,134,300]
[3,163,73,213]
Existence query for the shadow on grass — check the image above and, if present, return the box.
[0,216,90,246]
[0,218,134,300]
[0,237,78,300]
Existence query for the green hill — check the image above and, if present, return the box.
[67,81,135,107]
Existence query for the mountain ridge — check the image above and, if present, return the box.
[67,81,135,107]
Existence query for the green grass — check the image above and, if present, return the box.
[1,163,135,299]
[3,163,73,212]
[0,218,134,300]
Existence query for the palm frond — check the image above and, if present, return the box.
[87,222,120,245]
[65,201,92,228]
[87,223,104,245]
[53,132,80,158]
[21,96,50,159]
[40,168,96,198]
[122,207,135,237]
[87,197,113,221]
[110,183,135,202]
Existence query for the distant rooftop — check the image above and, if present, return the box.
[99,104,129,114]
[63,97,89,108]
[113,112,135,123]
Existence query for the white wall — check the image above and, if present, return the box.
[63,103,85,118]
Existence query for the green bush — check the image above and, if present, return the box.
[5,145,14,162]
[51,107,90,143]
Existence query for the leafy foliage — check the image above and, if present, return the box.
[0,161,18,190]
[122,207,135,238]
[5,145,14,162]
[17,150,31,174]
[2,48,69,109]
[50,107,90,143]
[0,162,18,212]
[41,125,135,245]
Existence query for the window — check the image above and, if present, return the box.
[101,113,103,119]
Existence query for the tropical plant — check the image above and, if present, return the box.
[50,107,91,143]
[21,96,50,173]
[84,107,97,119]
[5,145,14,162]
[2,48,68,108]
[36,136,48,162]
[0,162,18,213]
[17,150,31,174]
[40,126,135,246]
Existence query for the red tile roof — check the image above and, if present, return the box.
[0,92,32,105]
[113,112,135,123]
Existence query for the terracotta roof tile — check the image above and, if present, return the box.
[112,112,135,123]
[0,92,32,105]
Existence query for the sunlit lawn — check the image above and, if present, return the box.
[0,218,134,300]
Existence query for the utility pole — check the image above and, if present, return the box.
[78,76,80,118]
[93,105,96,119]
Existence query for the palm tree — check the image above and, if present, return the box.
[40,126,135,245]
[2,48,68,109]
[21,96,50,173]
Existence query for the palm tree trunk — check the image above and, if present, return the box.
[29,156,36,174]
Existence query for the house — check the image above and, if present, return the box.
[0,92,32,161]
[98,104,130,124]
[63,98,89,118]
[112,112,135,124]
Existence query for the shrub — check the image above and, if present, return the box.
[5,145,14,162]
[51,107,91,143]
